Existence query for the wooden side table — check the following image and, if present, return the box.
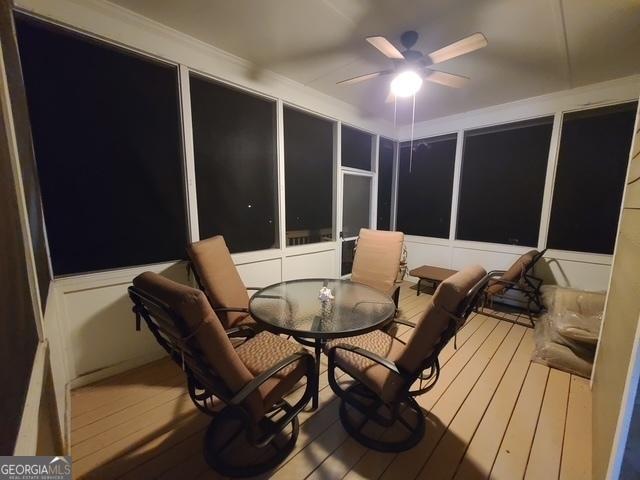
[409,265,459,295]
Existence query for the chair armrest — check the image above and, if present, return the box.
[246,287,261,291]
[487,270,507,278]
[225,325,255,339]
[391,318,416,328]
[214,306,250,314]
[230,351,315,405]
[327,344,401,375]
[486,270,522,287]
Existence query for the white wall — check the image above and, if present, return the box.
[398,76,640,291]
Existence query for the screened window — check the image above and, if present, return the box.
[16,16,187,275]
[190,74,278,253]
[547,102,637,254]
[377,138,395,230]
[284,107,334,246]
[342,125,373,171]
[457,118,553,246]
[397,134,457,238]
[341,239,356,276]
[342,174,371,238]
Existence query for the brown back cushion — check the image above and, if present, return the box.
[132,272,259,412]
[394,265,486,373]
[486,249,539,296]
[351,228,404,295]
[187,236,250,327]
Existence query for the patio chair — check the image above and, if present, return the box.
[129,272,315,477]
[350,228,405,307]
[324,265,489,452]
[187,235,259,330]
[484,249,547,322]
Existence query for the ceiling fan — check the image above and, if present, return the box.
[337,30,487,98]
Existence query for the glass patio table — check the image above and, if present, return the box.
[249,278,396,409]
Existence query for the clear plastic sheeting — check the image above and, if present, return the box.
[532,286,605,378]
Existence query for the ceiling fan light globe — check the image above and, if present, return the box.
[390,70,422,97]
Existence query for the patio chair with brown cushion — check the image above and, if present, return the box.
[129,272,315,477]
[350,228,405,307]
[187,235,258,330]
[484,249,547,320]
[324,265,489,452]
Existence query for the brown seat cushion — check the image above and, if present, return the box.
[397,265,486,374]
[351,229,404,296]
[133,272,303,421]
[236,331,307,412]
[326,265,486,402]
[486,250,539,296]
[187,236,255,329]
[324,330,405,402]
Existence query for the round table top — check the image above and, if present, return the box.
[249,278,396,339]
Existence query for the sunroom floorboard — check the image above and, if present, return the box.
[70,282,591,480]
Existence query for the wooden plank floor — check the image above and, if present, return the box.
[70,283,592,480]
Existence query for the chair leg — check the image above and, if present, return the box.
[203,404,299,477]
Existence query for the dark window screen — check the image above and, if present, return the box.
[377,138,395,230]
[342,174,371,238]
[190,74,278,253]
[342,124,372,170]
[397,134,457,238]
[457,118,553,246]
[16,16,186,275]
[547,102,637,254]
[284,107,334,245]
[341,239,356,276]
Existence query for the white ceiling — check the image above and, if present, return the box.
[110,0,640,123]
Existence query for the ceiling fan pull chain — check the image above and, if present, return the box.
[409,93,416,173]
[394,95,397,129]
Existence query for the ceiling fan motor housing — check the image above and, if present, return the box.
[400,30,419,49]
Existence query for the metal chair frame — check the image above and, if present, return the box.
[481,249,548,325]
[326,273,491,452]
[129,285,315,477]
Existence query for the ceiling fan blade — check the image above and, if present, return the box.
[336,70,392,86]
[425,70,470,88]
[427,32,487,65]
[366,36,405,60]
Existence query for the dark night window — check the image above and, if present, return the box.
[457,118,553,246]
[342,174,371,239]
[190,74,278,253]
[341,239,356,276]
[16,16,187,275]
[284,106,334,246]
[342,124,373,171]
[377,138,395,230]
[397,134,457,238]
[547,102,637,254]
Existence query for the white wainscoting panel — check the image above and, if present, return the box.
[404,241,451,282]
[284,249,337,280]
[236,257,281,288]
